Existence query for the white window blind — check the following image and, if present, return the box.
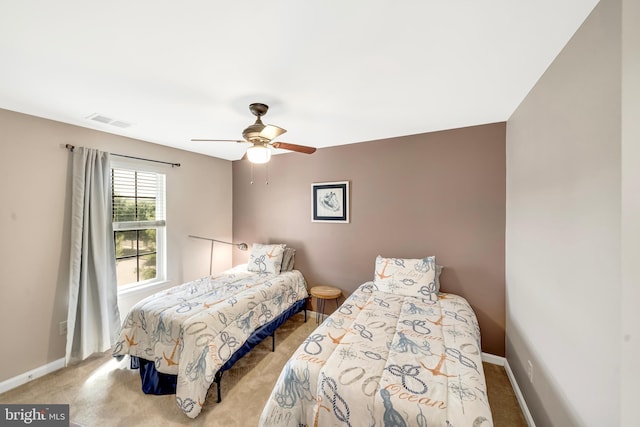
[112,169,166,228]
[111,167,166,288]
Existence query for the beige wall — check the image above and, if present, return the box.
[233,123,506,356]
[506,0,623,425]
[621,0,640,424]
[0,108,233,383]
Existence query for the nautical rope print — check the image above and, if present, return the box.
[259,282,493,426]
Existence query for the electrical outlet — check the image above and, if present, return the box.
[527,360,533,383]
[59,321,67,336]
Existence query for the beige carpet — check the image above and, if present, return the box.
[0,312,527,426]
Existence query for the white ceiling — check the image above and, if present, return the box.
[0,1,599,161]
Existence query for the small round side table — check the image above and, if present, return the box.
[309,285,342,324]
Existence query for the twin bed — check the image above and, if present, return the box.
[113,249,493,426]
[260,256,493,426]
[112,243,308,419]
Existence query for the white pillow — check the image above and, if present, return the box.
[247,243,286,274]
[373,255,438,298]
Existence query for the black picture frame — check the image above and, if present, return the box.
[311,181,349,223]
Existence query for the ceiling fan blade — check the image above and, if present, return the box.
[191,139,245,143]
[260,124,287,141]
[271,142,317,154]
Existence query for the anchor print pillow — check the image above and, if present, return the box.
[373,255,438,298]
[247,243,286,274]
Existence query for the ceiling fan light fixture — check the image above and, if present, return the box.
[192,102,315,160]
[246,145,272,164]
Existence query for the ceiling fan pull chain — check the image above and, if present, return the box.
[265,163,269,185]
[250,162,254,185]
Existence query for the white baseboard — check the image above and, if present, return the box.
[481,353,535,427]
[0,358,65,395]
[504,359,537,427]
[482,352,506,366]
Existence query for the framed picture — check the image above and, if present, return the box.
[312,181,350,223]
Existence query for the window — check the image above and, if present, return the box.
[111,163,166,289]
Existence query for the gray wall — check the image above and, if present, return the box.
[233,122,507,356]
[506,0,624,425]
[0,108,233,383]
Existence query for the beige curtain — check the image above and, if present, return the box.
[66,147,121,365]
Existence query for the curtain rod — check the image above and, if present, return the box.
[65,144,180,167]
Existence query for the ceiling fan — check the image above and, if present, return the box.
[192,103,316,164]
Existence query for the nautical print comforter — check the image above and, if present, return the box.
[259,282,493,427]
[112,265,308,419]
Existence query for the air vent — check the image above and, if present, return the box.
[89,114,112,124]
[86,113,133,129]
